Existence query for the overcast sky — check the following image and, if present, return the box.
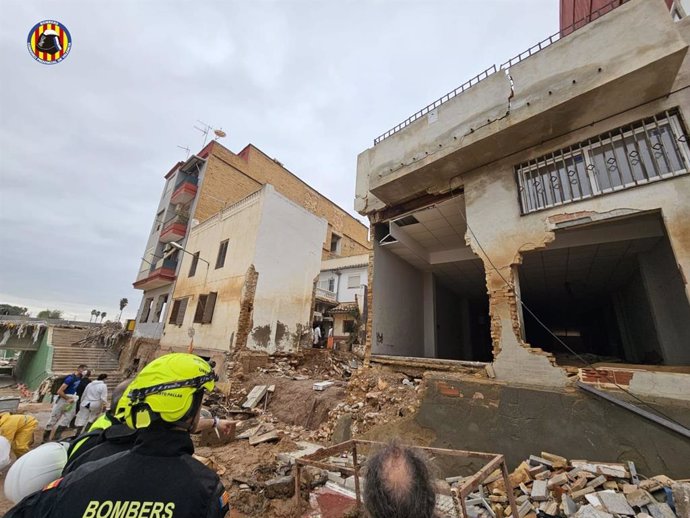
[0,1,557,321]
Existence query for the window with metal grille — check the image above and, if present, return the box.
[215,240,229,269]
[516,109,690,214]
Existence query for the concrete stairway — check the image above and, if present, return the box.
[50,327,94,348]
[51,347,123,393]
[50,328,123,393]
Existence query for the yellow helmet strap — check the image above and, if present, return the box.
[131,402,156,429]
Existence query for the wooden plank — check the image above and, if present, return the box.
[249,430,279,446]
[242,385,267,409]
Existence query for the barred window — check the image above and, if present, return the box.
[516,109,690,214]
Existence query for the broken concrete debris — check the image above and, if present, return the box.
[312,381,334,391]
[193,351,686,517]
[475,452,685,518]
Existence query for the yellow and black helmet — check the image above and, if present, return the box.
[115,353,217,430]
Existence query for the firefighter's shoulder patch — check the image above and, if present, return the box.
[43,477,63,491]
[219,490,229,508]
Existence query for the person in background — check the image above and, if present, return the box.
[312,322,322,348]
[74,369,92,412]
[74,373,108,433]
[363,441,437,518]
[0,413,38,458]
[6,353,229,518]
[45,364,87,441]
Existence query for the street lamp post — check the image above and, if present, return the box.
[169,241,210,268]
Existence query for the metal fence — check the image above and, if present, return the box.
[373,0,630,146]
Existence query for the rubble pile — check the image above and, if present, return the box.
[73,321,130,349]
[315,367,425,441]
[465,452,688,518]
[254,351,362,381]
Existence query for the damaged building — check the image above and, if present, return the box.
[315,254,369,346]
[160,185,326,355]
[132,140,370,355]
[356,0,690,401]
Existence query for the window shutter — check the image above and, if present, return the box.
[348,275,360,289]
[202,292,217,324]
[176,298,188,325]
[169,300,180,324]
[189,252,200,277]
[194,295,207,323]
[216,240,229,269]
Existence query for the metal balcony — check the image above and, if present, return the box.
[133,258,178,290]
[159,221,187,243]
[357,0,688,211]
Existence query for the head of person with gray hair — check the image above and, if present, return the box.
[363,441,436,518]
[110,378,133,412]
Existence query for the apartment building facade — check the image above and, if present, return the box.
[133,141,370,340]
[355,0,690,401]
[315,254,369,342]
[160,185,326,355]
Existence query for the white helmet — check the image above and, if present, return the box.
[0,436,10,470]
[4,442,69,504]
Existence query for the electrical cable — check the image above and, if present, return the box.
[446,181,689,431]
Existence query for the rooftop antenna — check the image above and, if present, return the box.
[194,120,212,147]
[177,145,190,160]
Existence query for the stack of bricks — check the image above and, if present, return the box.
[473,452,685,518]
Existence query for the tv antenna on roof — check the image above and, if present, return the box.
[177,145,190,160]
[194,120,226,147]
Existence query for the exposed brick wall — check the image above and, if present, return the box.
[195,143,370,258]
[195,153,263,224]
[234,265,259,352]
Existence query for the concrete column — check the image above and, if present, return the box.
[423,272,436,358]
[487,268,568,388]
[664,222,690,304]
[638,239,690,364]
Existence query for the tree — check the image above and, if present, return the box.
[90,309,97,323]
[37,309,63,319]
[0,304,29,316]
[100,312,107,323]
[118,298,128,321]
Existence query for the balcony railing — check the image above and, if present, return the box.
[133,258,178,290]
[171,179,198,205]
[174,172,198,190]
[373,0,630,146]
[150,257,178,273]
[315,287,337,303]
[159,221,187,243]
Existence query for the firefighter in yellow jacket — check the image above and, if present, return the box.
[0,413,38,458]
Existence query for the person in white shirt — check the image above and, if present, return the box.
[312,323,322,348]
[74,373,108,433]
